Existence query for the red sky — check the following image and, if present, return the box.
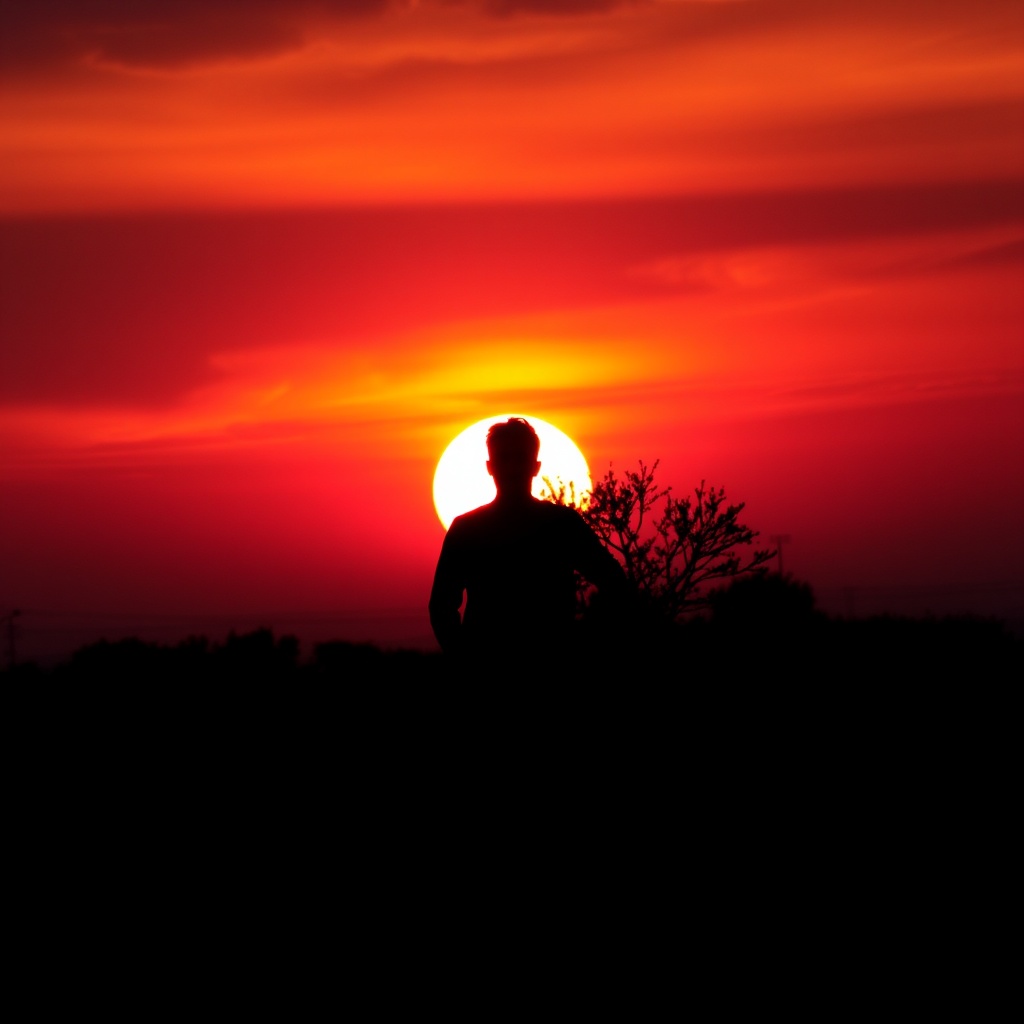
[2,0,1022,663]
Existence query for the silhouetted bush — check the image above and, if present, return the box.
[627,573,1022,682]
[311,639,386,676]
[706,572,821,629]
[547,459,776,625]
[60,636,177,682]
[212,627,300,680]
[821,611,1021,681]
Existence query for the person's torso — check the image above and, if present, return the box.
[453,500,582,633]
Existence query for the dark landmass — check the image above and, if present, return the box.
[4,605,1020,683]
[6,580,1015,843]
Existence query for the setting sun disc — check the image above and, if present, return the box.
[433,414,592,530]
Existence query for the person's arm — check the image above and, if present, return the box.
[569,509,638,636]
[428,528,466,655]
[571,509,628,595]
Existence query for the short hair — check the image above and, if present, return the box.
[486,417,540,462]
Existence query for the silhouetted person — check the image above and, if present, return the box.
[429,417,630,674]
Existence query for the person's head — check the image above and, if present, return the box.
[486,417,541,495]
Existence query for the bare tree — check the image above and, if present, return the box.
[543,460,776,626]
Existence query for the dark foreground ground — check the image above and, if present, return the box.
[6,601,1014,962]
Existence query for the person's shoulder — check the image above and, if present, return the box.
[463,500,500,520]
[542,498,586,518]
[531,497,578,514]
[448,502,497,532]
[531,498,590,528]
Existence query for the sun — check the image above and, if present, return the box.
[433,413,592,530]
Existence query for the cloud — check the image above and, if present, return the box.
[0,1,392,72]
[474,0,644,14]
[2,182,1020,407]
[4,0,1018,76]
[0,0,652,74]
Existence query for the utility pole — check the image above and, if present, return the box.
[769,535,792,576]
[2,609,20,671]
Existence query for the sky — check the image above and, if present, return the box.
[1,0,1022,665]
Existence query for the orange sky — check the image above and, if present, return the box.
[1,0,1022,663]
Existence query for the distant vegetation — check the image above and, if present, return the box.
[4,572,1020,682]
